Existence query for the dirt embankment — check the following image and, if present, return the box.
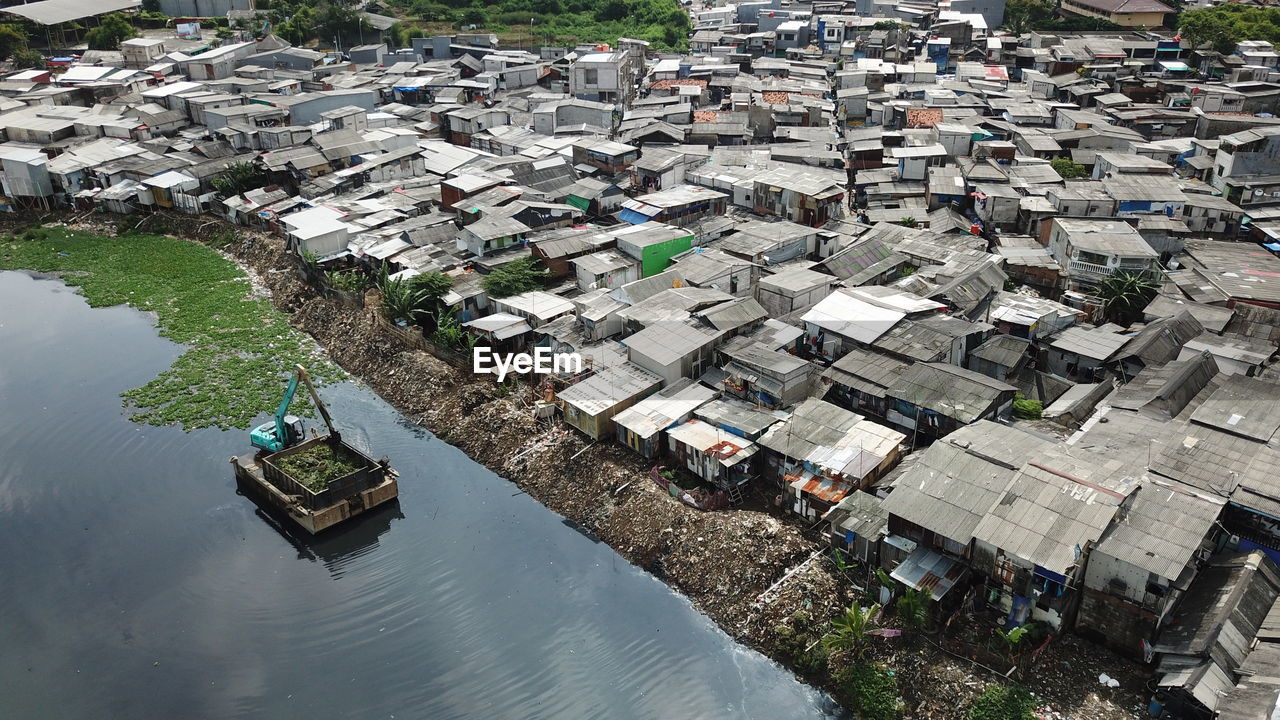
[25,213,1147,718]
[223,229,1149,720]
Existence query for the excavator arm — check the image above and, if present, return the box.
[296,364,338,440]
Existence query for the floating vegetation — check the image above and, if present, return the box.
[0,226,342,430]
[272,442,368,492]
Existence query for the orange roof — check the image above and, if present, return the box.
[905,108,945,128]
[693,110,719,122]
[651,78,708,91]
[787,473,853,504]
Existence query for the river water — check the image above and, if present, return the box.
[0,271,845,720]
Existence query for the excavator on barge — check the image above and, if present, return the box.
[232,364,398,534]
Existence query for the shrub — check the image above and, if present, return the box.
[896,587,929,633]
[967,685,1036,720]
[325,270,369,294]
[1050,157,1087,180]
[1012,393,1043,420]
[836,663,900,720]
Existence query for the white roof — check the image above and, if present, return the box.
[60,65,116,82]
[666,419,759,465]
[141,170,197,189]
[801,289,906,344]
[1,0,139,25]
[283,205,345,231]
[495,290,575,322]
[463,312,532,339]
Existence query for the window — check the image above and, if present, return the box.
[994,553,1017,585]
[1077,250,1109,266]
[583,69,598,85]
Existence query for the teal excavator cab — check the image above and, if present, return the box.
[249,365,338,453]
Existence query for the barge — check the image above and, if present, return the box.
[233,364,398,534]
[233,436,399,534]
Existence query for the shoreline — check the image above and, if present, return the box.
[3,213,1150,718]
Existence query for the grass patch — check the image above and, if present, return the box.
[272,442,367,492]
[0,226,342,430]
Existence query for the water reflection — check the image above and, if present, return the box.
[0,271,848,720]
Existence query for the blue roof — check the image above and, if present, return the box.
[618,208,652,225]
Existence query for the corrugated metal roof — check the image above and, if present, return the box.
[1097,479,1223,581]
[667,419,759,465]
[1150,423,1261,497]
[823,348,911,399]
[801,289,906,344]
[557,362,662,416]
[890,546,965,601]
[884,422,1049,544]
[613,379,717,440]
[1153,551,1280,670]
[887,362,1015,424]
[970,334,1030,369]
[1050,325,1130,362]
[973,449,1130,574]
[1189,375,1280,442]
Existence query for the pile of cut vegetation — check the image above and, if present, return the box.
[274,442,367,492]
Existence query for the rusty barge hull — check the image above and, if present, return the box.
[233,436,398,534]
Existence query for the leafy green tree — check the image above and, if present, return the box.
[966,685,1036,720]
[1051,157,1087,179]
[1002,0,1054,34]
[480,258,547,298]
[822,601,881,659]
[12,48,44,69]
[412,1,458,22]
[409,271,453,307]
[1096,270,1158,325]
[85,14,137,50]
[141,0,163,12]
[317,3,369,42]
[324,269,369,293]
[211,161,268,198]
[431,313,476,350]
[0,24,29,59]
[388,21,410,48]
[1177,5,1280,54]
[898,216,917,228]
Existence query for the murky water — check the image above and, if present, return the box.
[0,271,846,719]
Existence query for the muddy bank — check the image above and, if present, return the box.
[21,213,1148,719]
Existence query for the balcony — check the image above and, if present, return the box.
[1069,258,1158,281]
[1068,259,1112,278]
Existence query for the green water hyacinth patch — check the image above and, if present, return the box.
[1,226,342,430]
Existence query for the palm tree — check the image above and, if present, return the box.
[896,587,929,633]
[379,275,430,326]
[898,216,918,228]
[1096,271,1158,324]
[822,601,881,659]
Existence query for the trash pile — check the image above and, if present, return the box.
[125,214,1153,720]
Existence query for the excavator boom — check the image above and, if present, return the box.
[296,365,338,439]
